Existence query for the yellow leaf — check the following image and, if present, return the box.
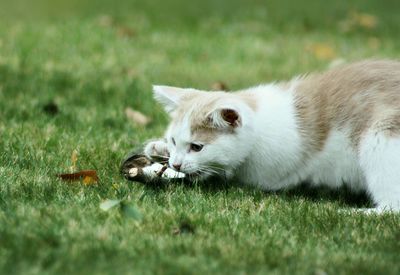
[58,170,99,186]
[125,107,151,126]
[340,11,378,32]
[211,81,230,91]
[97,15,113,27]
[83,175,97,185]
[308,43,336,61]
[355,13,378,29]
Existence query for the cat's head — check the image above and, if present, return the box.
[153,85,256,180]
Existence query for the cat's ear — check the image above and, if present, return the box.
[208,108,241,128]
[153,85,194,113]
[152,85,183,113]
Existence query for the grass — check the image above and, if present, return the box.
[1,0,400,274]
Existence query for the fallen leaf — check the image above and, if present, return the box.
[97,15,114,27]
[100,199,121,211]
[211,81,230,91]
[83,175,97,186]
[125,107,151,126]
[100,200,143,221]
[355,12,378,29]
[339,11,378,32]
[121,202,143,220]
[58,170,99,184]
[116,26,136,38]
[308,43,336,60]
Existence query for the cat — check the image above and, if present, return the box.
[144,60,400,213]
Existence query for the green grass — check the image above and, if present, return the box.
[1,0,400,274]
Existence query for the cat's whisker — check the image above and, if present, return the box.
[201,164,225,171]
[205,166,225,173]
[197,166,222,176]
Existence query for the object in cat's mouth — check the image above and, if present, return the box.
[120,150,185,184]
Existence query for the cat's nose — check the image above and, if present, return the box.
[172,163,182,171]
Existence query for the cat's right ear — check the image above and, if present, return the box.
[207,107,242,128]
[152,85,185,113]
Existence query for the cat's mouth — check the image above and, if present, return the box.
[169,163,225,180]
[171,168,206,179]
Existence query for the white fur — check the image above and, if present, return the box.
[359,131,400,211]
[149,84,400,213]
[233,86,365,192]
[303,130,365,191]
[235,85,304,189]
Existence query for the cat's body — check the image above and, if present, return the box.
[145,60,400,212]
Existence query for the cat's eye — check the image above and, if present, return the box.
[171,138,176,146]
[190,143,203,152]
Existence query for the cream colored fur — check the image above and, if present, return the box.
[145,60,400,213]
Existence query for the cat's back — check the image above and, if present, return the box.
[294,59,400,149]
[297,59,400,100]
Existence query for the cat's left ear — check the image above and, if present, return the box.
[208,107,241,128]
[152,85,193,113]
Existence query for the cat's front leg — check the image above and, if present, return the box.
[144,138,169,159]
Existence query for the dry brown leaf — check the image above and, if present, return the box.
[355,12,378,29]
[97,15,114,27]
[339,11,378,32]
[116,26,136,38]
[211,81,230,91]
[308,43,336,61]
[125,107,151,126]
[58,170,99,185]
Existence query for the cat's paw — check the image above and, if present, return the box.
[144,139,169,160]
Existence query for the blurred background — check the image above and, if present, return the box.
[1,0,398,131]
[1,1,400,274]
[1,0,398,85]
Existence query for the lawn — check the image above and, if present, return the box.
[0,0,400,274]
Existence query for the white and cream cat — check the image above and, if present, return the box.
[144,60,400,212]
